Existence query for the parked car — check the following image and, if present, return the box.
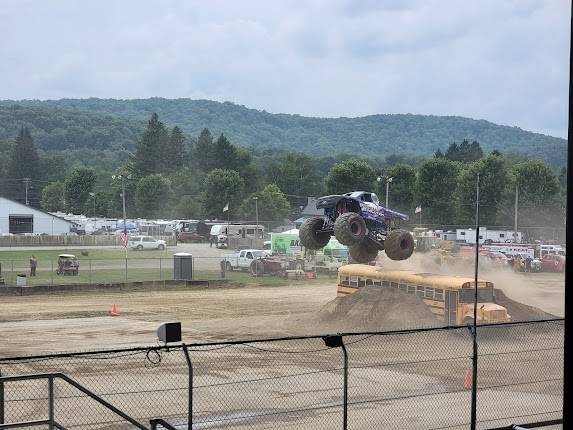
[56,254,79,276]
[541,254,566,273]
[128,235,166,251]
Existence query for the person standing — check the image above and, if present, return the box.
[29,255,37,276]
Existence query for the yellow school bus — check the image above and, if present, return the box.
[337,264,511,326]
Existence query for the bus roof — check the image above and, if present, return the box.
[338,264,491,289]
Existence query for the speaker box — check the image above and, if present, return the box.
[157,322,182,343]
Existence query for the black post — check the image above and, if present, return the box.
[341,342,348,430]
[48,375,54,430]
[470,174,480,430]
[322,335,348,430]
[182,344,193,430]
[564,6,572,428]
[0,369,4,425]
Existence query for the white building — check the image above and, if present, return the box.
[0,197,73,235]
[456,227,522,244]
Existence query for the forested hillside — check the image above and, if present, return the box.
[0,98,567,167]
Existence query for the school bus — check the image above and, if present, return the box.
[337,264,511,326]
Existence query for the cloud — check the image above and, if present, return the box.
[0,0,569,137]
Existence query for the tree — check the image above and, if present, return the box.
[378,164,416,213]
[416,158,460,225]
[64,167,97,214]
[192,128,214,170]
[266,152,322,197]
[167,126,185,170]
[134,174,173,218]
[434,149,444,158]
[5,127,40,204]
[444,140,483,162]
[41,181,65,212]
[326,159,377,194]
[202,169,245,219]
[132,113,169,176]
[241,184,291,222]
[455,155,508,224]
[512,161,560,207]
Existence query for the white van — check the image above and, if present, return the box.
[211,224,264,249]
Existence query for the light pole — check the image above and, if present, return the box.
[253,196,259,239]
[112,174,131,236]
[89,192,96,217]
[385,177,393,208]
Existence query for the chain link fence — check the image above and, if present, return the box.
[0,255,342,289]
[0,319,563,429]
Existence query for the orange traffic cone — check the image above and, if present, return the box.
[110,304,120,317]
[464,368,472,390]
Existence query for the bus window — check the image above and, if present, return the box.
[366,278,374,286]
[382,280,389,287]
[460,288,494,303]
[373,279,381,286]
[424,287,434,299]
[407,285,416,294]
[358,277,366,287]
[350,276,358,287]
[399,283,407,291]
[434,288,444,301]
[416,286,425,298]
[391,282,399,289]
[340,275,349,286]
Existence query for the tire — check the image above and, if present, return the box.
[385,230,415,261]
[349,240,379,264]
[334,212,367,246]
[137,245,143,251]
[158,244,165,251]
[250,260,265,277]
[299,217,330,250]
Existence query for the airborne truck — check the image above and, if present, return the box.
[299,191,414,263]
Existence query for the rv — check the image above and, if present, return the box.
[211,224,265,249]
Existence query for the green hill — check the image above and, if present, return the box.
[0,98,566,167]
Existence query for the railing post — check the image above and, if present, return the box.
[0,369,5,425]
[182,344,193,430]
[159,258,162,281]
[322,335,348,430]
[89,260,92,285]
[341,342,348,430]
[48,375,54,430]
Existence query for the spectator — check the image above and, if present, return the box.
[29,255,37,277]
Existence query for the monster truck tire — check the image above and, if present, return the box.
[299,217,330,250]
[250,260,265,277]
[349,240,379,264]
[334,212,367,246]
[385,230,415,261]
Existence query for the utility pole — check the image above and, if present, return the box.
[514,185,519,243]
[23,178,31,206]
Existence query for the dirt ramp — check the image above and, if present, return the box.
[494,289,557,321]
[317,286,445,332]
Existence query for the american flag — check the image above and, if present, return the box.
[120,230,128,248]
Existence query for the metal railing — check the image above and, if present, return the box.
[0,319,563,430]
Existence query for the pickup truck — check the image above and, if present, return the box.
[221,249,271,271]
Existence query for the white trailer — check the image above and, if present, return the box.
[456,228,521,244]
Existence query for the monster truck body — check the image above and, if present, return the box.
[299,191,414,264]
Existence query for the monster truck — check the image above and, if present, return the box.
[299,191,414,264]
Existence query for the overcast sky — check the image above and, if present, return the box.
[0,0,570,137]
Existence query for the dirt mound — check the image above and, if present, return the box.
[494,288,557,321]
[316,286,445,332]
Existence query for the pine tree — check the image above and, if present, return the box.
[193,128,214,170]
[167,126,185,170]
[132,113,169,176]
[5,127,40,204]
